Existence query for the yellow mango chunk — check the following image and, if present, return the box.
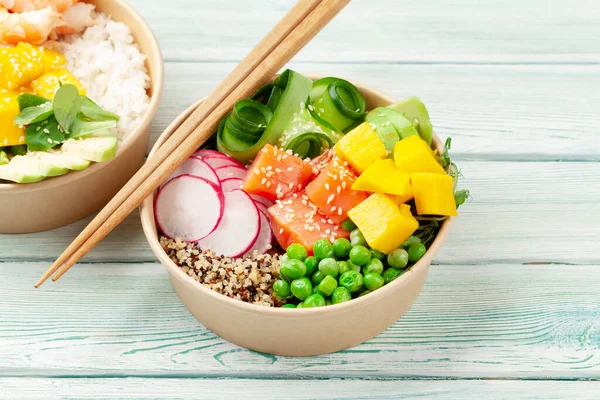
[0,44,44,90]
[411,173,457,216]
[352,158,411,196]
[15,43,66,72]
[31,68,86,100]
[393,135,446,175]
[0,90,25,147]
[348,193,419,254]
[387,183,414,205]
[335,122,386,174]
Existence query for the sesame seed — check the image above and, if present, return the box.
[266,182,272,188]
[337,208,343,216]
[341,181,347,189]
[261,178,267,185]
[325,183,330,191]
[336,186,341,194]
[286,167,293,172]
[330,206,336,212]
[326,194,335,204]
[254,168,260,174]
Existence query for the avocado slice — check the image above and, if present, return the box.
[365,112,399,153]
[0,154,68,183]
[29,151,91,171]
[375,107,419,140]
[61,136,118,163]
[387,97,433,146]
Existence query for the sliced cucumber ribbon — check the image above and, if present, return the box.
[309,77,366,132]
[277,107,340,159]
[218,69,313,163]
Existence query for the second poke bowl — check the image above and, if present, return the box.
[141,73,466,356]
[0,0,163,233]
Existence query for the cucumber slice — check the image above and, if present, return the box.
[387,97,433,146]
[61,136,118,163]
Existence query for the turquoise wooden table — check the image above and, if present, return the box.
[1,1,599,398]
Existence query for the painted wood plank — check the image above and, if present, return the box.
[2,262,600,379]
[127,0,600,63]
[149,62,600,159]
[1,161,597,264]
[1,378,599,400]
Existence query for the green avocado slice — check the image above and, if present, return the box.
[387,97,433,146]
[61,136,118,163]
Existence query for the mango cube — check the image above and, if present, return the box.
[348,193,419,254]
[393,135,445,175]
[352,158,411,197]
[0,44,44,90]
[411,172,457,216]
[387,183,414,205]
[335,122,386,174]
[0,90,25,147]
[31,68,86,100]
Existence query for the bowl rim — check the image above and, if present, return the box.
[0,0,165,194]
[140,76,453,317]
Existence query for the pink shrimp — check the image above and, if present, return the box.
[54,2,94,35]
[0,6,61,44]
[0,0,77,13]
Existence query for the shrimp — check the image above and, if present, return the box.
[54,2,94,35]
[0,6,61,44]
[0,0,77,13]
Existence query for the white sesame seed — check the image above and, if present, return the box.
[330,206,336,212]
[325,183,330,191]
[326,194,335,204]
[261,178,267,185]
[337,208,343,216]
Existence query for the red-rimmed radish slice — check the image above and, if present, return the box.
[221,177,243,193]
[215,165,247,181]
[249,194,273,209]
[255,202,269,215]
[202,155,244,170]
[155,175,224,242]
[244,211,272,256]
[193,149,229,159]
[161,156,219,188]
[197,190,260,257]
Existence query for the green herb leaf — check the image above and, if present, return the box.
[70,119,117,139]
[10,144,27,156]
[80,97,120,121]
[17,94,50,111]
[439,137,452,169]
[14,102,54,125]
[455,189,470,208]
[25,116,65,152]
[53,84,82,133]
[0,151,8,165]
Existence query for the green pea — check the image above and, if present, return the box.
[363,258,384,275]
[339,270,363,293]
[349,245,371,266]
[370,248,385,260]
[304,293,326,308]
[333,238,352,260]
[281,303,296,309]
[290,277,312,300]
[313,286,320,294]
[408,242,427,262]
[273,280,291,297]
[317,275,338,297]
[363,272,384,290]
[313,239,334,260]
[311,270,326,286]
[318,257,339,277]
[296,302,305,308]
[387,248,409,269]
[304,256,319,276]
[331,286,352,304]
[358,289,372,298]
[337,260,350,274]
[350,229,367,247]
[347,259,361,272]
[382,268,404,284]
[340,218,357,232]
[286,243,308,261]
[402,235,421,249]
[280,259,307,280]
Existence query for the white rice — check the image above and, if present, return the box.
[58,13,151,140]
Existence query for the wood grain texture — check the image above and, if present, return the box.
[2,161,597,264]
[148,62,600,159]
[127,0,600,63]
[1,378,599,400]
[3,262,600,379]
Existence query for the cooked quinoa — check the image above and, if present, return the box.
[160,236,283,307]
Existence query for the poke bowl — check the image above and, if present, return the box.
[141,73,466,356]
[0,0,163,233]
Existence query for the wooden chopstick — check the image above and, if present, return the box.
[34,0,323,288]
[37,0,350,286]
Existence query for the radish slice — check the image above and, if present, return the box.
[249,194,273,209]
[215,165,247,181]
[221,177,243,193]
[197,190,260,257]
[202,155,244,170]
[244,211,272,256]
[155,175,224,242]
[161,156,219,188]
[193,149,229,159]
[255,201,269,215]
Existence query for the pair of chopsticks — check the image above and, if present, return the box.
[35,0,351,287]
